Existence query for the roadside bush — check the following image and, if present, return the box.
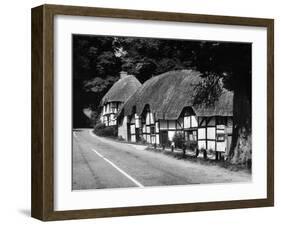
[172,132,185,149]
[199,147,206,152]
[208,148,216,155]
[94,122,106,131]
[199,148,208,159]
[185,140,197,151]
[167,140,171,147]
[139,136,147,145]
[94,123,117,137]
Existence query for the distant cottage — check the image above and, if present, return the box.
[100,71,141,127]
[117,70,233,155]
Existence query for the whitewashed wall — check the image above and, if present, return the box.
[118,116,128,140]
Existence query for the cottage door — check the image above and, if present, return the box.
[135,128,140,142]
[159,131,169,146]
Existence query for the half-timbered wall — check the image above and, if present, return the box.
[197,116,233,152]
[125,106,233,154]
[142,111,155,144]
[127,106,159,144]
[159,119,183,142]
[126,113,139,142]
[129,107,199,146]
[183,111,198,142]
[100,101,122,126]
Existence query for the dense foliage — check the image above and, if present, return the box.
[172,132,185,149]
[72,36,121,128]
[93,123,118,137]
[185,140,198,151]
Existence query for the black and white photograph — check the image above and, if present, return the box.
[72,34,252,190]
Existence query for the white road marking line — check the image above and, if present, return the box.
[91,148,144,188]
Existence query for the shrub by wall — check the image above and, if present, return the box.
[185,140,198,151]
[172,132,185,149]
[94,123,118,137]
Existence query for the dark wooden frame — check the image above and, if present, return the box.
[31,4,274,221]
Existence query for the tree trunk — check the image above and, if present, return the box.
[228,74,252,166]
[230,128,252,165]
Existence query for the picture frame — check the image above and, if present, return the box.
[31,4,274,221]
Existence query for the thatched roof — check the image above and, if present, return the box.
[101,75,141,105]
[122,70,233,120]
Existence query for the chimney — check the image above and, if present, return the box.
[120,71,128,79]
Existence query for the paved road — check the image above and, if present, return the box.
[72,129,251,190]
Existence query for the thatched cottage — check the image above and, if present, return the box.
[117,70,233,154]
[100,71,141,127]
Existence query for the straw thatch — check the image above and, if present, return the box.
[101,75,141,105]
[122,70,233,120]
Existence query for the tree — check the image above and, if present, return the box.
[72,35,122,128]
[114,37,197,83]
[192,42,252,165]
